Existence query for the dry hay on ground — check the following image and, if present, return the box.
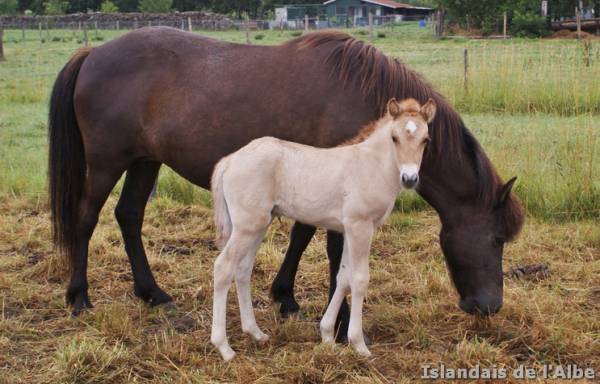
[0,195,599,382]
[549,29,600,39]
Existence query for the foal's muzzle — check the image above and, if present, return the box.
[401,173,419,189]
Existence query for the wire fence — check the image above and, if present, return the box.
[0,14,429,33]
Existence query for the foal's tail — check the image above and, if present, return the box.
[211,156,233,249]
[48,48,91,270]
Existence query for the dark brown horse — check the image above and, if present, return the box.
[49,28,523,328]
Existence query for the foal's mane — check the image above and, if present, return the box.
[286,31,523,240]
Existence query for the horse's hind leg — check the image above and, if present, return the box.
[271,222,316,317]
[67,166,124,316]
[236,231,269,342]
[114,160,172,307]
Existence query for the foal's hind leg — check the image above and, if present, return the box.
[115,160,173,307]
[67,166,124,316]
[211,231,264,361]
[235,231,269,342]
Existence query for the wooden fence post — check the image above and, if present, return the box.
[245,14,250,44]
[463,48,469,93]
[436,8,444,37]
[503,11,507,39]
[305,14,309,32]
[0,23,5,61]
[21,21,25,41]
[368,13,373,42]
[94,21,98,37]
[576,7,582,40]
[188,16,192,32]
[38,21,42,41]
[116,20,119,30]
[83,22,88,47]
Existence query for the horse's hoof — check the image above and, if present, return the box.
[154,301,178,312]
[70,293,94,316]
[278,300,300,318]
[137,287,173,307]
[66,286,93,316]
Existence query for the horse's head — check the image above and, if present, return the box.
[438,176,523,316]
[385,98,436,190]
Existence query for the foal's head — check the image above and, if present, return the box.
[384,98,436,189]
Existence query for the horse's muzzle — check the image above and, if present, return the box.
[459,295,502,316]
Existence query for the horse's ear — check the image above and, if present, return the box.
[496,176,517,207]
[421,98,437,123]
[387,98,401,118]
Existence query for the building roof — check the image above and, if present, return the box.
[323,0,430,9]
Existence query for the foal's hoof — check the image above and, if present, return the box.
[67,291,94,317]
[217,345,236,362]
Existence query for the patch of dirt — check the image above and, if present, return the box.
[505,263,550,281]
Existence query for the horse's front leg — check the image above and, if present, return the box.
[344,221,374,357]
[271,222,317,316]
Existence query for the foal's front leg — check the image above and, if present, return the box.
[344,222,374,357]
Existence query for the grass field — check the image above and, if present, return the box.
[0,23,599,382]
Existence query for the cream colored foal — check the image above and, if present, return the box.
[210,98,436,361]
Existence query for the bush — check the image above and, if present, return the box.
[377,32,386,38]
[138,0,172,13]
[254,34,264,40]
[100,0,119,13]
[0,0,18,14]
[44,0,68,14]
[511,11,551,37]
[289,31,302,37]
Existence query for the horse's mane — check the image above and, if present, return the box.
[286,31,523,240]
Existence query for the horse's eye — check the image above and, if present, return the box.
[392,135,398,143]
[494,236,505,246]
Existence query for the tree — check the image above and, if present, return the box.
[100,0,117,12]
[44,0,68,14]
[138,0,171,12]
[0,0,18,14]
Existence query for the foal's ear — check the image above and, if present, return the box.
[387,98,401,118]
[496,176,517,207]
[420,98,437,123]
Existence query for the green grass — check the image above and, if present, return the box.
[0,25,598,220]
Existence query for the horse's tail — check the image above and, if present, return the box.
[48,48,91,271]
[211,156,233,249]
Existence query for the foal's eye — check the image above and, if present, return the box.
[392,135,398,143]
[494,236,505,246]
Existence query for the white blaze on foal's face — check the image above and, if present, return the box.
[386,97,437,189]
